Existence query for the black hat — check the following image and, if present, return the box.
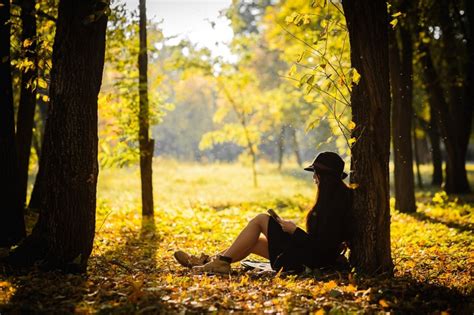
[304,151,348,179]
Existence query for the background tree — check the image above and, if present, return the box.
[342,0,394,274]
[8,0,108,270]
[389,3,416,213]
[138,0,154,217]
[0,0,26,248]
[415,0,472,194]
[15,0,38,209]
[200,67,266,187]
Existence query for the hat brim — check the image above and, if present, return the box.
[303,163,348,179]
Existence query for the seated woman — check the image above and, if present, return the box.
[174,151,353,273]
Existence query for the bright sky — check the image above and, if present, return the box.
[124,0,234,58]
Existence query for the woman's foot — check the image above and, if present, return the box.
[192,255,231,274]
[174,251,210,268]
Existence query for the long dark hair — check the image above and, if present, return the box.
[305,172,353,232]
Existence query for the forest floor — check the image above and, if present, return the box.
[1,160,473,314]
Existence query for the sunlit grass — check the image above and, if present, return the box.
[98,157,315,211]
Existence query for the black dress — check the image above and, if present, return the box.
[267,216,292,268]
[266,202,349,272]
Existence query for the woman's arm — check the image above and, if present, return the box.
[278,219,298,234]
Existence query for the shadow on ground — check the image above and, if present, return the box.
[0,217,162,314]
[408,210,474,233]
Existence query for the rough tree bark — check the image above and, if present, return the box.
[389,25,416,213]
[16,0,38,209]
[342,0,394,274]
[138,0,154,217]
[0,0,26,247]
[8,0,108,270]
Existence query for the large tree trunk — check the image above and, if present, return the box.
[418,43,470,194]
[389,26,416,213]
[138,0,154,217]
[16,0,38,209]
[8,0,107,270]
[342,0,393,274]
[0,0,26,247]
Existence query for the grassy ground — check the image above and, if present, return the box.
[1,159,473,314]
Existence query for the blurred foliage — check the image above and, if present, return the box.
[98,2,173,168]
[1,162,472,313]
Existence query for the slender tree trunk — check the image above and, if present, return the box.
[28,97,48,209]
[248,141,258,188]
[8,0,108,270]
[428,108,443,186]
[413,118,423,189]
[138,0,154,217]
[389,26,416,213]
[0,0,26,247]
[218,82,259,187]
[32,124,42,159]
[277,125,285,170]
[418,43,470,194]
[342,0,393,275]
[290,127,302,167]
[16,0,38,209]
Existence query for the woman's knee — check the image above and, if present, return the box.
[251,213,269,224]
[251,213,269,230]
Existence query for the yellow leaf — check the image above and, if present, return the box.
[285,12,298,25]
[348,137,356,146]
[390,18,398,29]
[325,280,337,290]
[313,309,325,315]
[351,68,361,85]
[297,51,305,63]
[391,12,402,17]
[38,78,48,89]
[42,95,49,102]
[348,121,356,130]
[379,299,389,308]
[288,64,297,77]
[23,39,33,47]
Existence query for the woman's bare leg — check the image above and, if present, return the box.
[228,236,269,262]
[221,214,269,262]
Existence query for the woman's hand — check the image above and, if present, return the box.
[278,219,297,234]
